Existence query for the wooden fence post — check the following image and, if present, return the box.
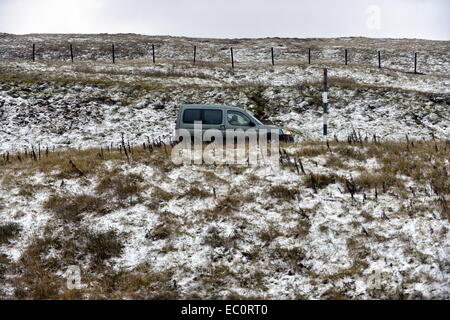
[112,44,115,64]
[345,49,348,65]
[414,52,417,74]
[32,44,35,62]
[271,47,275,66]
[308,48,311,64]
[193,45,196,65]
[378,51,381,68]
[70,44,74,63]
[231,47,234,69]
[152,44,155,64]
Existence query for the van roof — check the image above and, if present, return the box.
[181,104,246,111]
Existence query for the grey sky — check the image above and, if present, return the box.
[0,0,448,40]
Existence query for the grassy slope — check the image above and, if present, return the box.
[0,140,448,299]
[0,35,449,299]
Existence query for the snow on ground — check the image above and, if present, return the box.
[0,141,449,299]
[0,34,449,299]
[0,37,448,153]
[0,74,448,154]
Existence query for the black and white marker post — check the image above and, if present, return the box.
[323,68,329,136]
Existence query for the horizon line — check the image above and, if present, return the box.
[1,32,449,42]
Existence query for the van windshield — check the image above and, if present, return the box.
[246,111,264,125]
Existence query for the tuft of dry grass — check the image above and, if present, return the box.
[321,287,353,300]
[200,189,251,219]
[86,230,124,265]
[182,186,211,199]
[199,264,237,297]
[0,222,22,244]
[146,224,172,241]
[295,146,327,158]
[93,267,178,299]
[10,226,125,299]
[267,185,298,200]
[18,183,48,199]
[428,167,449,196]
[259,223,282,243]
[210,195,238,216]
[44,194,108,221]
[96,171,144,206]
[148,186,176,210]
[334,146,366,161]
[203,226,239,249]
[353,172,402,192]
[328,76,359,87]
[146,211,180,241]
[288,219,311,239]
[325,155,348,169]
[14,236,68,299]
[272,246,306,273]
[305,173,340,191]
[13,273,63,300]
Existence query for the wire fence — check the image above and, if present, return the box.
[1,40,448,75]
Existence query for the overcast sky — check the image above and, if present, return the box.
[0,0,448,40]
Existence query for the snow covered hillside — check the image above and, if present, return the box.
[0,34,449,299]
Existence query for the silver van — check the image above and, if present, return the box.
[174,104,294,142]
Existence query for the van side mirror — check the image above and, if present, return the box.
[250,121,256,127]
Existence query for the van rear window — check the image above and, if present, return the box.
[183,109,202,124]
[182,109,223,125]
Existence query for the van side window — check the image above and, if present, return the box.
[203,110,223,125]
[183,109,223,125]
[183,109,202,124]
[227,111,250,126]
